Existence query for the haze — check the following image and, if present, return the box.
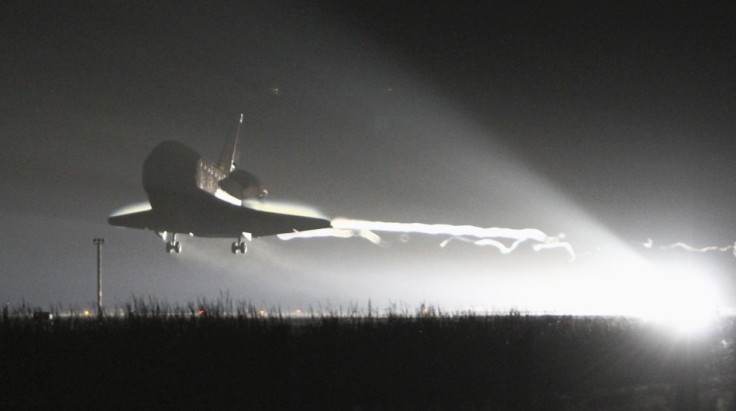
[2,1,735,315]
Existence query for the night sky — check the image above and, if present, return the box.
[2,1,735,314]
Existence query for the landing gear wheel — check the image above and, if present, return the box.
[166,241,181,254]
[231,241,247,254]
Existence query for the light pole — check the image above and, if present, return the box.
[93,238,105,317]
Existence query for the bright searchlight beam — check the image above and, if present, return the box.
[278,218,575,261]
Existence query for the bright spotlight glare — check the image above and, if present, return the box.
[632,262,720,335]
[523,256,723,333]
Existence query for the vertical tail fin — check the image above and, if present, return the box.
[218,114,244,172]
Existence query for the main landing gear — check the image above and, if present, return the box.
[231,241,247,254]
[155,232,249,255]
[166,240,181,254]
[231,233,250,254]
[159,232,181,254]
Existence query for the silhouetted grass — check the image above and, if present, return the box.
[1,298,734,409]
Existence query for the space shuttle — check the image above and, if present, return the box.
[109,115,331,254]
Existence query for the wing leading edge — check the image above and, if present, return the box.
[108,210,159,231]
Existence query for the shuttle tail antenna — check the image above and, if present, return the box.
[218,113,244,172]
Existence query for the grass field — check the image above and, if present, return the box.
[1,300,734,409]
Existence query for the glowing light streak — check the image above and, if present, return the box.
[278,228,382,245]
[644,238,736,257]
[531,240,576,257]
[332,219,550,241]
[439,237,525,254]
[661,241,735,254]
[280,218,575,260]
